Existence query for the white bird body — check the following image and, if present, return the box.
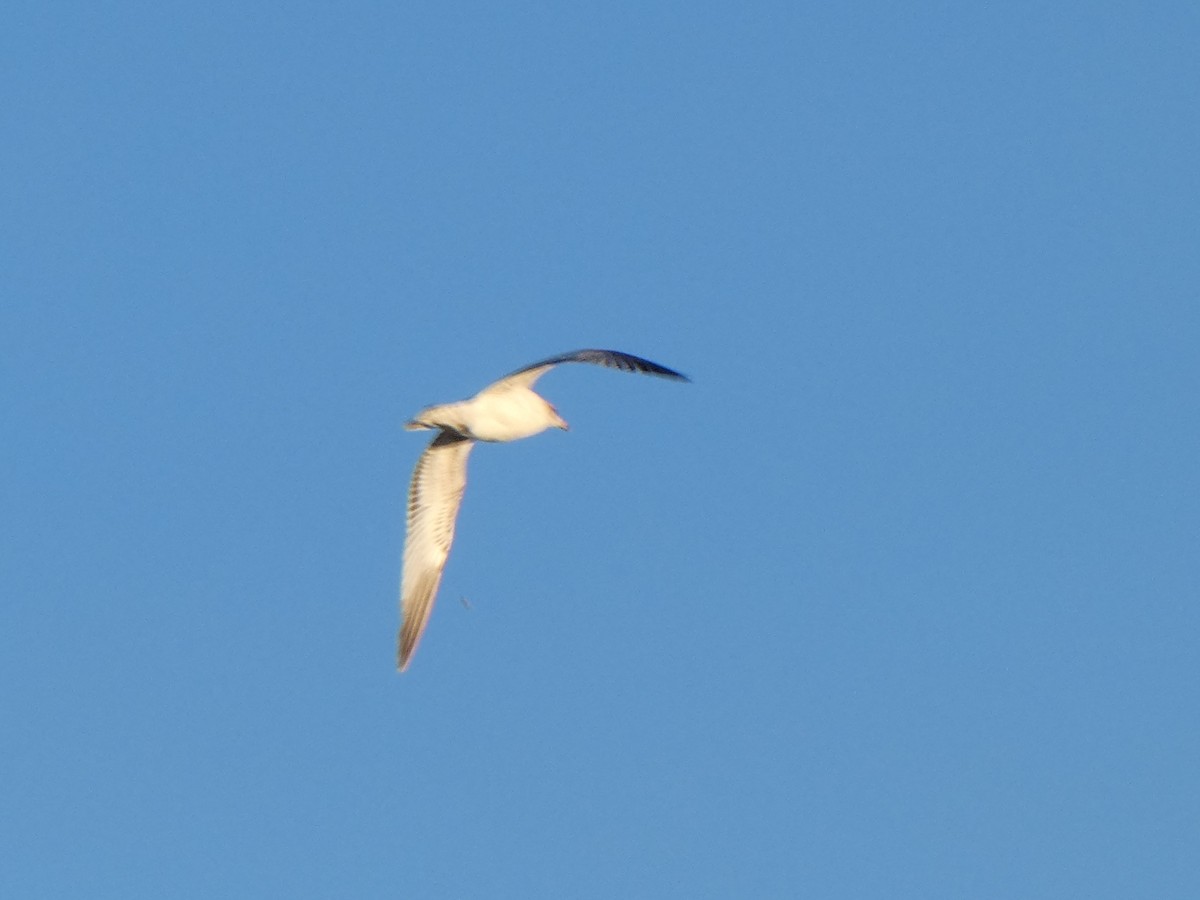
[397,348,688,671]
[406,386,567,442]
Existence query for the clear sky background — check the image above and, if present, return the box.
[3,2,1198,897]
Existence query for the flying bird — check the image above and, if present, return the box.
[398,349,689,671]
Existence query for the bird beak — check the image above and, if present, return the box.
[551,408,569,431]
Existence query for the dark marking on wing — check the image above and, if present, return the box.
[503,349,690,383]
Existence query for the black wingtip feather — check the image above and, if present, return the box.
[533,349,690,382]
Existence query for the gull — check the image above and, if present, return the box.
[398,349,689,671]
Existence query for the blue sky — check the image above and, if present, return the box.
[3,2,1198,897]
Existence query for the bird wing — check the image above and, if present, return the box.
[480,348,690,393]
[398,430,474,671]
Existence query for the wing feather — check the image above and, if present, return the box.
[482,349,689,393]
[398,431,474,671]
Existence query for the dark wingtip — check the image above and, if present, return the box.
[397,634,414,672]
[562,349,690,382]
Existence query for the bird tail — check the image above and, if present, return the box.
[405,402,465,432]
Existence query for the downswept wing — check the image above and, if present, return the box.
[398,430,474,671]
[481,348,690,393]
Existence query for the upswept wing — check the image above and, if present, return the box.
[481,349,690,393]
[398,430,474,671]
